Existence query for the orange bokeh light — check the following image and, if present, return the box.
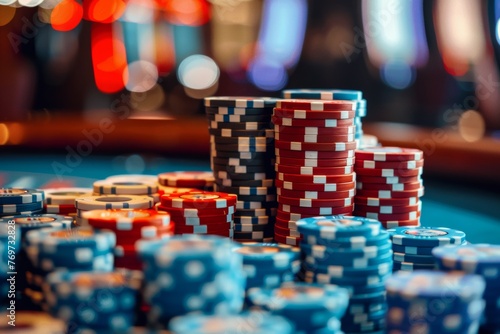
[160,0,210,26]
[50,0,83,32]
[0,5,16,27]
[91,23,127,93]
[84,0,127,23]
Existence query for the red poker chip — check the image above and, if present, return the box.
[381,219,421,228]
[355,159,424,169]
[275,179,355,192]
[44,204,76,214]
[278,204,354,216]
[276,99,356,111]
[352,210,421,221]
[278,195,353,208]
[276,209,312,222]
[275,148,355,159]
[156,204,235,217]
[168,213,233,225]
[277,188,355,200]
[356,181,422,191]
[276,156,355,168]
[81,209,172,229]
[275,217,298,229]
[176,222,234,234]
[355,187,425,199]
[354,203,421,214]
[160,191,237,209]
[275,132,355,143]
[273,108,355,119]
[277,172,356,184]
[274,232,301,246]
[356,175,422,184]
[274,125,355,136]
[275,140,357,152]
[354,196,421,207]
[275,164,354,176]
[274,225,301,237]
[177,229,234,238]
[115,227,174,245]
[158,171,215,188]
[272,116,354,128]
[355,147,423,162]
[114,257,143,271]
[354,167,423,178]
[157,185,198,196]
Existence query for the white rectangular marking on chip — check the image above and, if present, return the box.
[294,110,306,119]
[283,118,292,126]
[324,184,337,191]
[304,127,318,135]
[324,119,338,127]
[313,176,327,184]
[301,167,313,175]
[305,151,318,159]
[363,161,375,168]
[382,169,395,177]
[290,142,301,150]
[311,102,323,111]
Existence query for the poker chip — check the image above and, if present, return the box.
[275,132,355,143]
[0,188,44,204]
[273,108,356,120]
[157,171,215,189]
[93,179,158,195]
[354,196,420,207]
[276,156,355,168]
[355,147,423,161]
[160,191,237,209]
[278,195,352,208]
[212,156,274,167]
[279,204,353,216]
[354,167,423,178]
[75,195,154,211]
[207,113,272,123]
[272,116,354,128]
[44,269,142,332]
[354,187,424,199]
[275,179,355,192]
[206,106,274,115]
[137,235,246,325]
[277,172,356,184]
[210,120,272,130]
[282,88,363,101]
[356,181,422,191]
[247,282,349,332]
[0,201,44,214]
[277,188,355,201]
[80,209,171,229]
[296,216,381,239]
[275,140,357,152]
[388,227,466,247]
[275,148,354,159]
[356,174,423,184]
[385,271,485,333]
[275,125,356,135]
[204,96,278,108]
[209,128,274,138]
[393,252,435,264]
[432,244,500,331]
[169,312,294,334]
[156,203,235,217]
[273,233,301,246]
[275,164,354,175]
[355,159,424,169]
[354,202,422,214]
[236,200,277,209]
[276,99,356,111]
[43,204,77,215]
[212,163,272,174]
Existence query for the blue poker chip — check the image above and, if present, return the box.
[169,312,294,334]
[247,282,349,331]
[26,245,114,271]
[0,188,44,204]
[300,240,392,262]
[432,244,500,280]
[303,269,391,287]
[302,230,390,249]
[392,261,435,272]
[204,96,279,108]
[0,201,43,214]
[2,214,73,240]
[282,89,363,101]
[296,216,382,240]
[306,260,393,279]
[234,242,299,270]
[392,240,468,255]
[301,245,393,268]
[388,227,466,247]
[393,252,435,265]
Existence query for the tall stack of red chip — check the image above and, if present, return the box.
[272,99,358,246]
[353,147,424,228]
[157,190,236,238]
[80,209,174,270]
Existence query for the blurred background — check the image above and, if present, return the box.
[0,0,500,155]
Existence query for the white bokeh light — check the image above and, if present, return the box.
[123,60,158,93]
[177,55,220,90]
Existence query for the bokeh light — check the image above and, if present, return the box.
[125,154,145,174]
[177,54,219,90]
[380,61,415,90]
[18,0,44,7]
[84,0,126,23]
[123,60,159,93]
[0,124,9,146]
[162,0,210,27]
[458,110,485,142]
[51,0,83,32]
[0,0,17,5]
[248,57,287,91]
[130,84,165,112]
[39,0,62,9]
[0,5,16,27]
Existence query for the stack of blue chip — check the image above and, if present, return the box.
[247,282,349,333]
[385,270,485,333]
[433,244,500,332]
[296,215,392,333]
[24,225,115,307]
[388,226,466,272]
[0,213,74,308]
[169,312,294,334]
[44,269,142,333]
[137,235,246,328]
[233,242,299,290]
[0,188,45,216]
[281,89,367,144]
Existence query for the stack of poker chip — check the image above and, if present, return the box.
[272,99,357,246]
[158,171,215,191]
[353,147,425,228]
[170,312,294,334]
[0,188,44,216]
[157,190,236,238]
[247,282,349,333]
[296,216,392,333]
[204,96,278,243]
[137,235,246,328]
[43,187,93,217]
[281,89,367,142]
[0,214,73,308]
[433,244,500,332]
[233,243,300,290]
[24,226,115,308]
[44,269,142,333]
[80,209,174,270]
[75,194,154,225]
[385,270,486,333]
[93,177,159,202]
[388,226,466,272]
